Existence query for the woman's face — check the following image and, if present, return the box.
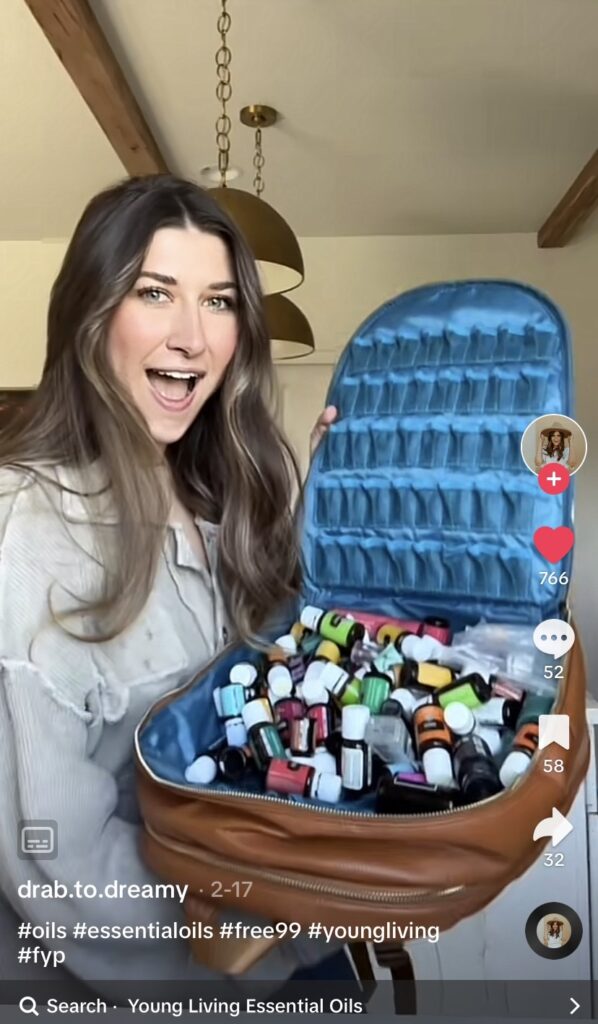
[107,226,238,449]
[551,431,562,444]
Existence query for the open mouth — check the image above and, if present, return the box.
[145,369,205,402]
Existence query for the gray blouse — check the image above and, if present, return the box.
[0,463,327,991]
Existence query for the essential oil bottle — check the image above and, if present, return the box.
[341,705,372,794]
[303,677,333,747]
[300,606,365,648]
[265,759,342,804]
[499,723,539,787]
[217,683,248,747]
[229,662,259,701]
[474,697,520,729]
[241,699,286,771]
[437,673,493,710]
[453,735,502,803]
[375,776,457,814]
[271,634,305,684]
[413,705,454,787]
[361,672,392,714]
[400,659,455,691]
[273,696,304,746]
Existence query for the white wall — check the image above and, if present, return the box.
[277,230,598,693]
[1,231,596,691]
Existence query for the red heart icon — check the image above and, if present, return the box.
[533,526,575,563]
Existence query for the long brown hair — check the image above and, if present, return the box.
[0,175,302,645]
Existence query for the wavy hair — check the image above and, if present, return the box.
[0,175,302,645]
[545,430,566,461]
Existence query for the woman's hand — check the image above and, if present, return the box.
[309,405,337,460]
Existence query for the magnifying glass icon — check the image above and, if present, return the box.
[19,997,39,1016]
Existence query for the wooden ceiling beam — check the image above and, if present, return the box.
[538,147,598,248]
[23,0,169,176]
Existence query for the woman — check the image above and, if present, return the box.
[0,175,340,993]
[535,424,576,471]
[545,920,564,949]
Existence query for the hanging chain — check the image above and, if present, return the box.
[215,0,232,187]
[253,126,265,196]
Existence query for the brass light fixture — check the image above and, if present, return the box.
[240,103,314,359]
[263,293,315,360]
[207,1,304,295]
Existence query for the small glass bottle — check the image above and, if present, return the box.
[300,606,365,648]
[217,682,248,747]
[361,671,392,714]
[413,705,454,788]
[229,662,259,702]
[437,673,493,710]
[241,700,286,771]
[400,659,455,691]
[499,723,539,788]
[341,705,372,794]
[453,735,502,803]
[302,677,333,747]
[474,697,520,729]
[273,696,304,747]
[265,759,342,804]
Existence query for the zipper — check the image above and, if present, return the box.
[135,644,567,822]
[144,823,465,904]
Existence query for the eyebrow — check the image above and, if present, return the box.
[138,271,238,290]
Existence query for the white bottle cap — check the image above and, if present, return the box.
[474,725,502,756]
[302,677,329,706]
[341,704,371,741]
[303,660,325,685]
[312,749,338,774]
[422,747,454,787]
[225,717,248,747]
[229,663,258,688]
[185,755,217,785]
[401,635,444,662]
[311,771,343,803]
[499,749,531,788]
[267,664,293,699]
[443,701,475,737]
[241,698,273,731]
[318,661,349,692]
[300,605,325,631]
[274,634,298,655]
[387,688,418,717]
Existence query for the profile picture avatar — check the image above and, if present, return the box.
[520,414,587,476]
[525,902,583,960]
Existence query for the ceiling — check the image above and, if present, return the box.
[2,0,598,240]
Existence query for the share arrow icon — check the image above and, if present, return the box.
[533,808,574,848]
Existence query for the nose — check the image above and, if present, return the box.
[166,301,207,357]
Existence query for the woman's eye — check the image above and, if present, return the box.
[205,295,236,311]
[137,287,169,303]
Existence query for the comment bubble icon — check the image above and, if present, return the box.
[533,619,575,661]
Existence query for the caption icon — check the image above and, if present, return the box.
[533,619,575,660]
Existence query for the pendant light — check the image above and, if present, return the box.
[207,1,304,295]
[264,293,315,360]
[239,104,314,359]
